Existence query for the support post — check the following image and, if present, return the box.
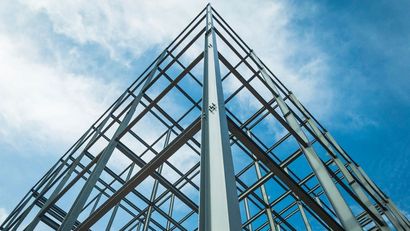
[251,51,362,231]
[244,198,253,231]
[287,93,388,230]
[166,194,176,230]
[199,4,241,231]
[143,129,172,231]
[106,164,135,230]
[325,131,410,229]
[58,51,166,231]
[283,167,312,231]
[24,92,127,231]
[247,130,278,231]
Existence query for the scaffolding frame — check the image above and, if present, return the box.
[1,4,409,231]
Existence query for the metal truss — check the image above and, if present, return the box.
[1,4,409,231]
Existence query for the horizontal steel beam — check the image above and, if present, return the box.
[76,117,201,230]
[227,118,344,231]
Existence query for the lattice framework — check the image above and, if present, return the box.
[1,4,409,231]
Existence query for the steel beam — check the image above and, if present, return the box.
[247,51,361,231]
[105,164,135,230]
[246,130,278,231]
[58,51,166,231]
[143,129,172,231]
[24,91,128,231]
[76,117,201,230]
[228,118,344,230]
[1,5,406,231]
[286,92,389,230]
[325,131,410,229]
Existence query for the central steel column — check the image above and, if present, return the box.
[199,4,241,231]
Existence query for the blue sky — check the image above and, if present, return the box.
[0,0,409,225]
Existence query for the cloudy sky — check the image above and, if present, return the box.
[0,0,409,224]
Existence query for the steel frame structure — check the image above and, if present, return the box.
[1,4,409,231]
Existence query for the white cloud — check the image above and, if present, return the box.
[0,33,120,153]
[0,0,336,151]
[0,208,7,224]
[401,209,410,220]
[21,0,206,63]
[18,0,333,119]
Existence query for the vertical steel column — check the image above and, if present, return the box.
[106,164,135,230]
[297,200,312,231]
[244,198,253,231]
[325,132,410,229]
[58,51,166,231]
[283,167,312,231]
[24,92,127,231]
[166,194,175,230]
[355,164,410,229]
[315,196,324,208]
[247,130,278,231]
[386,198,410,228]
[143,129,172,231]
[288,93,389,230]
[251,52,362,231]
[199,4,241,231]
[6,126,95,230]
[90,193,103,215]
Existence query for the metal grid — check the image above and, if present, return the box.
[1,4,409,231]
